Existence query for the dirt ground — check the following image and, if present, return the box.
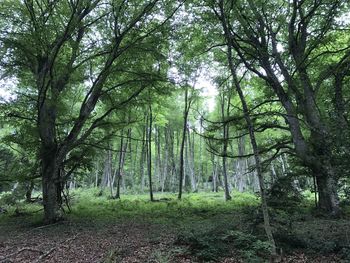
[0,217,344,263]
[0,219,181,263]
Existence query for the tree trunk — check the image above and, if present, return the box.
[237,136,246,192]
[231,70,277,257]
[25,180,35,203]
[115,129,131,199]
[178,87,190,199]
[95,162,99,188]
[187,127,197,192]
[162,127,169,192]
[315,168,339,215]
[41,147,62,224]
[147,105,154,201]
[107,150,114,198]
[156,127,162,191]
[38,88,63,223]
[140,116,147,192]
[220,89,232,200]
[217,2,277,255]
[169,129,177,192]
[115,133,124,199]
[131,133,138,192]
[211,155,218,192]
[199,117,204,190]
[308,131,340,215]
[183,135,188,189]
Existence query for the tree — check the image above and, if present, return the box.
[178,85,192,199]
[218,81,233,201]
[147,102,154,201]
[0,0,178,223]
[205,0,350,215]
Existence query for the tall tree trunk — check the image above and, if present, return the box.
[220,88,232,201]
[236,135,246,192]
[271,162,277,184]
[162,126,169,192]
[115,129,131,199]
[106,150,114,198]
[147,105,154,201]
[39,100,63,223]
[199,117,204,190]
[211,154,218,192]
[178,87,190,199]
[115,132,124,199]
[95,161,99,188]
[169,129,177,192]
[238,81,277,256]
[184,135,188,189]
[187,127,197,192]
[99,153,109,194]
[41,146,62,224]
[25,180,35,203]
[131,134,138,192]
[232,71,277,256]
[39,90,63,223]
[314,166,339,213]
[155,126,162,191]
[140,116,147,192]
[217,2,277,255]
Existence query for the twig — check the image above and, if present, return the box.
[32,222,60,231]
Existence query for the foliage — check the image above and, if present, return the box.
[0,183,28,206]
[267,174,303,210]
[0,192,17,206]
[175,230,230,261]
[224,230,272,262]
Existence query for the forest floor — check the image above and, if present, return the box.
[0,190,349,263]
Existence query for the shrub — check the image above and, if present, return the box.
[267,175,303,210]
[223,230,272,262]
[175,230,229,261]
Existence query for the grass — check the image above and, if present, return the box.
[51,188,258,229]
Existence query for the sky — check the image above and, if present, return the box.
[197,73,218,112]
[0,79,16,102]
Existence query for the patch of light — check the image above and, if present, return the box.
[277,43,284,52]
[336,10,350,26]
[168,66,181,84]
[0,78,17,102]
[197,69,217,112]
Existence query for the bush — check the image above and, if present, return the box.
[175,230,229,261]
[267,175,303,210]
[175,227,273,262]
[223,230,272,262]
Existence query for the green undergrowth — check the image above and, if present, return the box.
[68,188,259,224]
[1,189,350,262]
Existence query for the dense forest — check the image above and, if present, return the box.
[0,0,350,262]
